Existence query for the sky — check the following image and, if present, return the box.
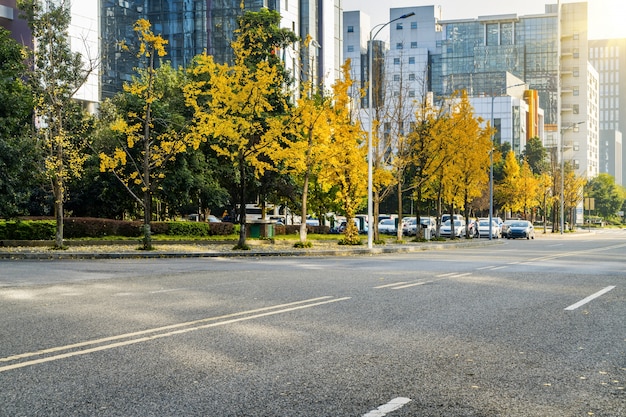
[341,0,626,40]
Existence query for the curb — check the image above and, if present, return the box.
[0,239,503,260]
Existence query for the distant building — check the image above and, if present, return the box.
[1,0,99,113]
[343,2,601,179]
[589,38,626,185]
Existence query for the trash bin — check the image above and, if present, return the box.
[247,220,274,238]
[421,223,431,240]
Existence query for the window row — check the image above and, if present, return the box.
[396,21,418,30]
[394,57,417,64]
[396,42,420,49]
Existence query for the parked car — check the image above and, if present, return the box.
[402,217,435,237]
[378,218,397,234]
[439,219,466,238]
[442,214,463,223]
[506,220,535,239]
[402,217,418,236]
[501,219,517,238]
[479,217,503,234]
[476,219,501,239]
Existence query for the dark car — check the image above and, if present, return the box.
[506,220,535,239]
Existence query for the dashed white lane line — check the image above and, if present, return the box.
[362,397,412,417]
[374,282,408,289]
[565,286,616,311]
[391,281,432,289]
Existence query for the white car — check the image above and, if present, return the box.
[477,219,501,238]
[378,218,397,234]
[439,220,465,238]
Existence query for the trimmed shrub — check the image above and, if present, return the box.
[0,218,235,239]
[0,220,56,240]
[208,222,235,236]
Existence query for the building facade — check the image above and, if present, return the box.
[343,2,601,180]
[1,0,99,112]
[589,38,626,185]
[101,0,208,100]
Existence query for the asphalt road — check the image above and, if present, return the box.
[0,231,624,416]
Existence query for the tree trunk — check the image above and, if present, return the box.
[53,176,64,249]
[373,189,380,242]
[396,180,403,241]
[299,168,310,243]
[141,53,154,250]
[237,161,247,248]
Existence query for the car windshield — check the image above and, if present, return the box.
[479,221,491,226]
[511,222,528,227]
[381,219,394,225]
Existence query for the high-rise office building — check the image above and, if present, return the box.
[101,0,341,101]
[589,38,626,185]
[101,0,208,100]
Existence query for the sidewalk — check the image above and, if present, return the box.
[0,238,503,260]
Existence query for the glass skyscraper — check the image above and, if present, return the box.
[101,0,207,100]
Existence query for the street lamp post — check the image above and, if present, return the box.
[489,82,526,240]
[560,121,584,234]
[367,12,415,249]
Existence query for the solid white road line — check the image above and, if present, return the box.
[362,397,412,417]
[565,286,616,311]
[0,296,350,372]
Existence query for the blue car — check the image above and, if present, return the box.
[506,220,535,239]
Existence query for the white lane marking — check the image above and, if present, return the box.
[149,288,187,294]
[392,281,431,289]
[362,397,412,417]
[374,282,408,289]
[436,272,457,277]
[565,286,616,311]
[490,266,508,270]
[0,296,350,372]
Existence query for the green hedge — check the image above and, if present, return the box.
[0,218,235,240]
[0,220,56,240]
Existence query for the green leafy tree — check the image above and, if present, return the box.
[522,137,548,175]
[586,173,623,220]
[19,0,95,248]
[0,28,40,218]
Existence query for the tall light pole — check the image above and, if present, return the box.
[367,12,415,249]
[489,82,526,240]
[560,121,584,234]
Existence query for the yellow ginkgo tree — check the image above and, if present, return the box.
[184,9,297,249]
[318,62,368,245]
[278,83,332,244]
[99,20,192,249]
[445,91,494,236]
